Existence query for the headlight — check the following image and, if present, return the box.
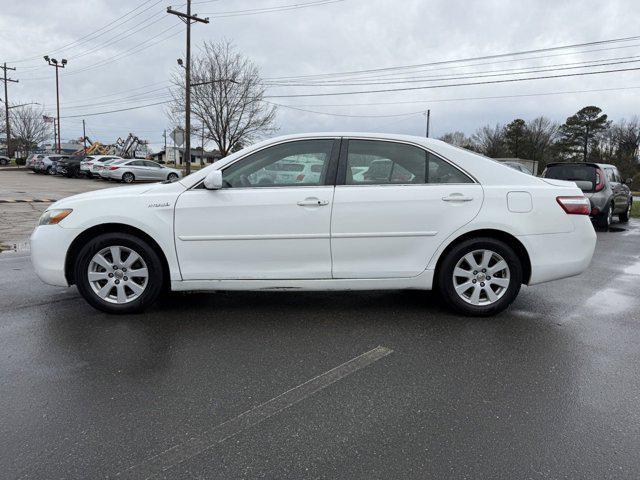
[38,209,73,226]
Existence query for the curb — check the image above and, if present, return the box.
[0,198,58,203]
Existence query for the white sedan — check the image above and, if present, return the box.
[30,133,596,316]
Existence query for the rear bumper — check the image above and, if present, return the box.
[30,224,79,287]
[518,216,597,285]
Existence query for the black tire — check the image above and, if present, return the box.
[595,203,613,229]
[122,172,135,183]
[437,237,523,317]
[619,199,631,223]
[167,172,178,182]
[74,233,164,314]
[45,166,53,175]
[85,172,93,178]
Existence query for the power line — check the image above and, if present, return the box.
[7,0,163,63]
[59,84,640,119]
[279,85,640,108]
[267,34,640,81]
[200,0,346,17]
[265,66,640,98]
[268,54,640,86]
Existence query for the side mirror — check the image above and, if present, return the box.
[203,170,223,190]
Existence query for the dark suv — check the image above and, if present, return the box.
[543,162,633,228]
[56,156,85,178]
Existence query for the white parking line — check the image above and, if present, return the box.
[115,345,393,479]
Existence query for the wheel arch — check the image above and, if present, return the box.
[64,223,171,290]
[433,229,532,286]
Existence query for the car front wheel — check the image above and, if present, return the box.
[437,237,522,316]
[74,233,164,314]
[122,172,135,183]
[619,200,631,223]
[167,172,178,182]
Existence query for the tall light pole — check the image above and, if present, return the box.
[1,63,18,158]
[167,2,209,175]
[44,56,67,154]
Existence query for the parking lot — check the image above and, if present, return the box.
[1,170,639,478]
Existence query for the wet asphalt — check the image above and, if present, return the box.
[1,221,639,479]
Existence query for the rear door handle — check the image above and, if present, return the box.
[297,197,329,207]
[442,194,473,202]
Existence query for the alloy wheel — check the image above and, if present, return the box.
[452,249,511,306]
[87,246,149,304]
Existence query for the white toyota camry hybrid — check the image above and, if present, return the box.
[30,133,597,316]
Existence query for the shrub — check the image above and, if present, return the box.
[15,158,26,166]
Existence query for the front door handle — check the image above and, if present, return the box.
[297,197,329,207]
[442,194,473,202]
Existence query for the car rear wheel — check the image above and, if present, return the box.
[167,172,178,182]
[437,237,522,316]
[595,203,613,229]
[619,200,631,223]
[122,172,135,183]
[74,233,163,314]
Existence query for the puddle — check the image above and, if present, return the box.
[0,241,30,254]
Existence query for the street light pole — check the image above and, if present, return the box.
[167,1,209,176]
[44,56,67,154]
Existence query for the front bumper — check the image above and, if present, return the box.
[30,224,79,287]
[518,216,597,285]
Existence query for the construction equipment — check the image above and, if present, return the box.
[72,133,150,158]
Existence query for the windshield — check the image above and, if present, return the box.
[544,164,597,191]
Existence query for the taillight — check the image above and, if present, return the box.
[595,167,605,192]
[296,174,305,181]
[556,196,591,215]
[109,166,119,170]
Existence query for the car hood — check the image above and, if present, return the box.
[50,183,170,208]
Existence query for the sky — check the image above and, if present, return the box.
[2,0,639,152]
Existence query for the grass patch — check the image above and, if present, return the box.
[631,201,640,219]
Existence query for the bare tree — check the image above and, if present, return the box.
[10,105,49,157]
[438,131,475,150]
[169,40,277,157]
[524,116,558,167]
[472,124,507,158]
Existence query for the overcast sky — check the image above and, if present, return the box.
[2,0,639,151]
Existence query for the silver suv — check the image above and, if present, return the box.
[543,162,633,228]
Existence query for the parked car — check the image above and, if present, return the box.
[0,155,10,166]
[26,154,45,171]
[30,133,596,316]
[542,162,633,228]
[80,155,120,177]
[100,159,181,183]
[35,155,67,174]
[57,156,86,178]
[502,161,533,175]
[49,156,69,175]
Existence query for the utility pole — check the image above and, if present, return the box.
[200,121,205,168]
[425,109,431,138]
[1,63,18,158]
[162,129,167,163]
[167,1,209,176]
[43,56,67,154]
[82,119,87,156]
